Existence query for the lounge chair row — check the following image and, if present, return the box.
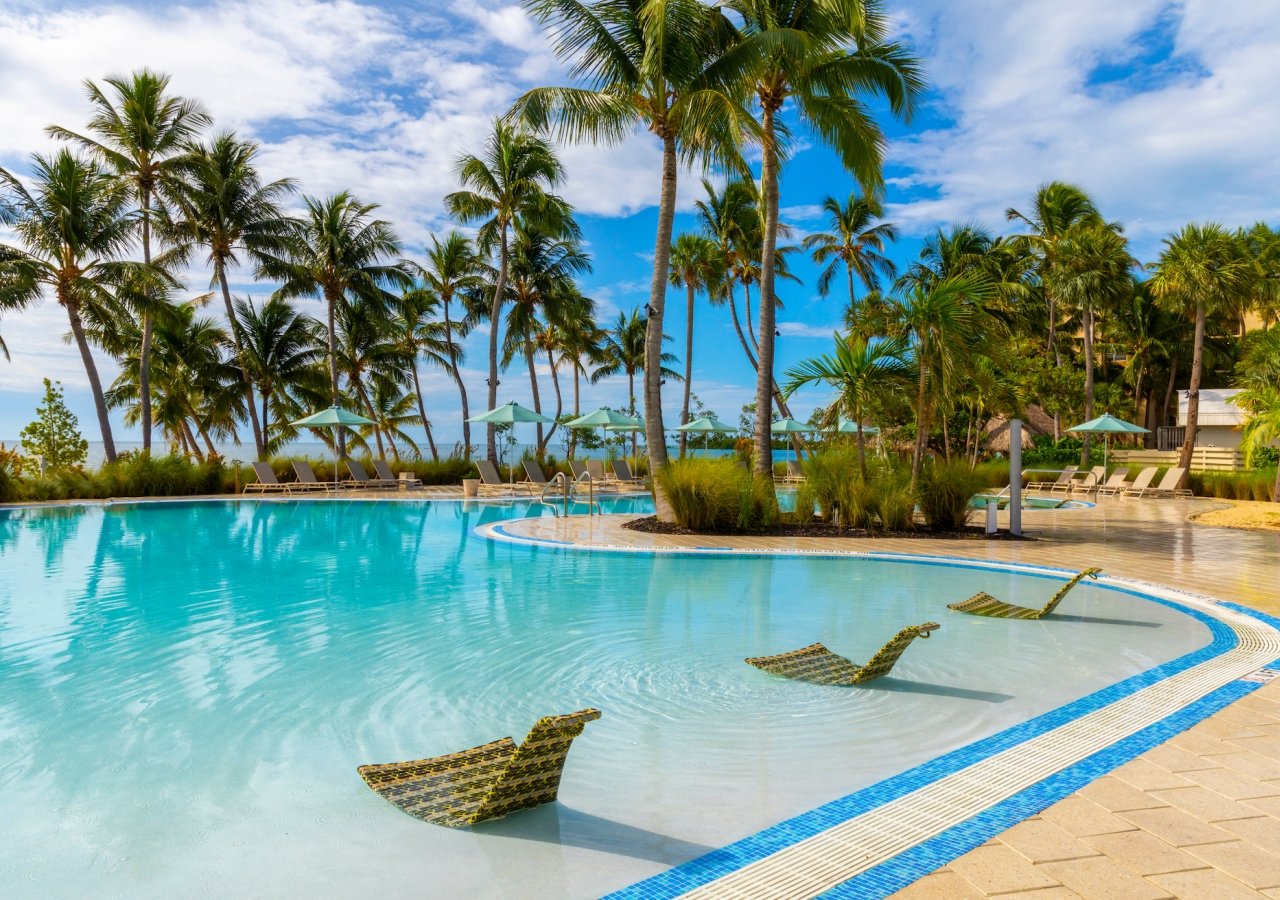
[244,460,422,493]
[473,458,648,496]
[1026,465,1192,499]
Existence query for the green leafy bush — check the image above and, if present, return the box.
[655,458,776,531]
[918,458,986,531]
[869,471,917,531]
[19,379,88,470]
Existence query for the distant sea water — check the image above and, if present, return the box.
[4,441,797,470]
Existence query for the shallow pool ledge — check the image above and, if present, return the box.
[482,515,1280,899]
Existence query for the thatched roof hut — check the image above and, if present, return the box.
[983,405,1055,451]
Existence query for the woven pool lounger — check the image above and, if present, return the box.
[357,709,602,827]
[745,622,940,685]
[947,567,1103,619]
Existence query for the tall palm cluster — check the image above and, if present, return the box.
[781,181,1280,486]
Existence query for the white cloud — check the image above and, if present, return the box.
[776,321,841,339]
[887,0,1280,254]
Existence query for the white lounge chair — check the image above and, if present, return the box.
[1096,471,1129,496]
[1121,467,1159,497]
[1027,466,1077,492]
[1144,466,1193,498]
[1069,466,1107,493]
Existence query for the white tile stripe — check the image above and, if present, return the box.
[481,517,1280,900]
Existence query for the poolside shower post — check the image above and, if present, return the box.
[1009,419,1023,536]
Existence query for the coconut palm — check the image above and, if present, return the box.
[0,151,152,463]
[419,231,486,456]
[167,133,297,458]
[1149,224,1254,473]
[722,0,924,478]
[1054,222,1136,463]
[391,289,456,461]
[802,192,897,324]
[593,307,682,461]
[783,333,910,477]
[445,121,572,462]
[49,69,211,453]
[365,379,423,462]
[502,224,591,455]
[668,232,723,455]
[695,178,758,367]
[515,0,757,511]
[334,296,413,460]
[894,274,997,481]
[266,192,410,456]
[235,296,325,453]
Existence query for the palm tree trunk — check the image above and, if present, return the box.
[1161,356,1178,433]
[546,348,563,449]
[680,281,695,457]
[643,131,677,518]
[568,364,581,458]
[487,227,510,463]
[727,284,759,370]
[525,346,544,458]
[352,373,384,458]
[322,284,346,459]
[846,266,858,329]
[411,363,440,461]
[443,295,471,458]
[261,392,270,455]
[1178,302,1205,477]
[64,300,117,464]
[753,105,780,481]
[139,185,154,455]
[912,353,929,483]
[216,262,266,459]
[744,281,760,354]
[856,422,867,480]
[182,420,204,461]
[1080,305,1095,466]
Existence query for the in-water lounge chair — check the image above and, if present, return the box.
[357,709,602,828]
[1027,466,1077,492]
[745,622,940,685]
[374,459,420,489]
[948,567,1102,619]
[1143,466,1193,499]
[346,460,396,489]
[1120,467,1159,498]
[244,461,293,493]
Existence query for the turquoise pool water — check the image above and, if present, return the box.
[0,498,1210,898]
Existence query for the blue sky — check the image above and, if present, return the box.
[1,0,1278,452]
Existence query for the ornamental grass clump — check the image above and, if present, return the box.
[869,470,916,532]
[918,458,986,531]
[656,458,775,531]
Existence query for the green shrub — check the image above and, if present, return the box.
[800,448,874,528]
[869,470,916,531]
[655,458,775,531]
[918,458,986,531]
[1187,469,1277,502]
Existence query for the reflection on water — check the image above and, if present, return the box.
[0,498,1212,899]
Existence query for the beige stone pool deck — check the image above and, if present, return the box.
[493,497,1280,898]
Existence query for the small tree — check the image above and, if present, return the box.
[20,379,89,470]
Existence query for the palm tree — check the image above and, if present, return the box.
[802,192,897,325]
[365,378,423,461]
[593,308,682,454]
[668,232,723,455]
[267,192,410,456]
[696,178,758,368]
[723,0,923,478]
[783,333,910,477]
[391,289,455,461]
[1149,223,1253,473]
[894,274,997,481]
[1235,328,1280,501]
[0,151,148,463]
[446,120,572,462]
[49,69,211,453]
[502,224,591,456]
[515,0,756,513]
[235,296,325,453]
[335,296,412,459]
[419,231,486,456]
[1054,222,1136,463]
[167,133,296,458]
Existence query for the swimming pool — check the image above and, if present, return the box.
[0,498,1214,898]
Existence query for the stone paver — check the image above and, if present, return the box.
[494,498,1280,898]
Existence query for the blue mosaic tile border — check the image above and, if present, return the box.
[819,677,1261,898]
[605,582,1240,900]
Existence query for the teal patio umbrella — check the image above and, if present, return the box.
[468,402,554,476]
[675,415,737,453]
[1066,413,1149,471]
[566,407,642,462]
[291,405,377,486]
[836,419,880,435]
[771,417,818,434]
